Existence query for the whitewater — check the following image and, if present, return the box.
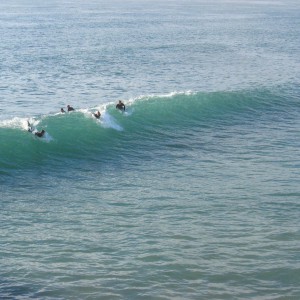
[1,1,300,299]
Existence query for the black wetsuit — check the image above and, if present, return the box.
[35,131,45,137]
[116,103,125,111]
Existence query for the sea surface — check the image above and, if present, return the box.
[1,0,300,299]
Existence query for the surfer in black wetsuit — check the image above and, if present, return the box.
[67,105,75,112]
[35,130,45,137]
[27,121,45,138]
[61,108,66,113]
[116,100,125,112]
[93,111,101,119]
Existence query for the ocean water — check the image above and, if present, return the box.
[1,1,300,299]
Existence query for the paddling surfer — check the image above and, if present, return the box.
[67,105,75,112]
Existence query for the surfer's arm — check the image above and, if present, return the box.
[27,121,32,131]
[27,122,33,132]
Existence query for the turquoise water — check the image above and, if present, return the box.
[1,1,300,299]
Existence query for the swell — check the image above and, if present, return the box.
[0,87,299,173]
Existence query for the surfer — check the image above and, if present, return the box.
[93,111,101,119]
[116,100,125,112]
[61,108,66,113]
[27,121,46,138]
[35,130,45,137]
[67,105,75,112]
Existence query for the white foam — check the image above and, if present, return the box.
[42,132,53,143]
[126,90,195,105]
[123,108,134,117]
[80,105,123,131]
[0,117,40,130]
[99,111,123,131]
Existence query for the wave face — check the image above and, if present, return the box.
[1,87,299,173]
